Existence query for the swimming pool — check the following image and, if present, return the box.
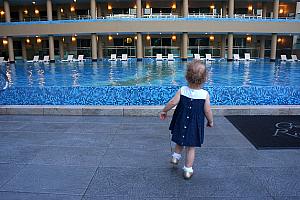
[0,59,299,105]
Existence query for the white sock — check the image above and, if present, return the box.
[172,152,181,160]
[183,166,193,173]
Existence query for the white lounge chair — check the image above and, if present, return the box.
[233,54,245,61]
[39,55,50,63]
[244,53,256,61]
[121,54,128,61]
[156,54,163,61]
[27,56,39,63]
[291,55,299,62]
[73,55,86,62]
[0,57,8,64]
[109,54,117,61]
[194,54,201,60]
[167,54,175,61]
[205,54,215,61]
[61,55,74,62]
[280,55,293,62]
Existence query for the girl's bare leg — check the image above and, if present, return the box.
[174,144,183,154]
[185,147,195,168]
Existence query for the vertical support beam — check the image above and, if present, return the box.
[57,8,62,20]
[59,37,64,60]
[262,3,267,18]
[270,33,277,62]
[91,33,98,62]
[136,0,142,18]
[273,0,279,19]
[222,2,227,17]
[19,9,24,21]
[260,36,265,59]
[137,32,143,61]
[228,0,234,18]
[47,0,53,21]
[182,0,189,17]
[49,35,55,62]
[7,37,15,63]
[221,35,226,58]
[97,35,103,60]
[90,0,96,19]
[227,33,233,61]
[4,0,11,22]
[181,32,188,61]
[21,39,27,61]
[97,4,102,18]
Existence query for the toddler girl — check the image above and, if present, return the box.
[160,60,213,179]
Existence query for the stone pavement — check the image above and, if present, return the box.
[0,115,299,200]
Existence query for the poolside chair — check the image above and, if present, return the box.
[167,54,175,61]
[291,55,299,62]
[156,54,163,61]
[61,55,74,62]
[0,57,8,64]
[233,54,245,61]
[280,55,293,62]
[27,56,39,63]
[73,55,86,62]
[39,55,50,63]
[121,54,128,61]
[205,54,215,61]
[109,54,117,61]
[194,54,202,60]
[244,53,256,61]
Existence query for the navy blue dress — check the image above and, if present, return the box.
[169,86,208,147]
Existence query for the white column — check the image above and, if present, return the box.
[8,37,15,63]
[181,33,188,60]
[136,0,142,18]
[227,33,233,61]
[4,0,11,22]
[182,0,189,17]
[49,36,55,62]
[90,0,96,19]
[47,0,53,21]
[273,0,279,19]
[137,32,143,61]
[270,33,277,62]
[228,0,234,18]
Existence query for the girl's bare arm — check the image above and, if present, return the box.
[204,93,213,127]
[160,89,181,120]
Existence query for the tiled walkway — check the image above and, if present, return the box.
[0,115,299,200]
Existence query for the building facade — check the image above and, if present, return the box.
[0,0,300,63]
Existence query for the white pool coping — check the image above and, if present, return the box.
[0,105,299,116]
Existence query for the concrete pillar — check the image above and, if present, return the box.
[262,3,267,18]
[273,0,279,19]
[227,33,233,61]
[221,35,226,58]
[182,0,189,17]
[259,36,265,59]
[222,2,227,17]
[181,32,188,61]
[137,32,143,61]
[21,39,27,61]
[4,0,11,22]
[19,9,24,21]
[47,0,53,21]
[91,33,98,62]
[57,8,62,20]
[228,0,234,18]
[136,0,142,18]
[7,37,15,63]
[90,0,96,19]
[270,33,277,62]
[97,36,103,60]
[49,35,55,62]
[59,37,64,60]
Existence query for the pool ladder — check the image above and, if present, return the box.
[0,70,8,91]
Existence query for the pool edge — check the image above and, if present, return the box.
[0,105,299,116]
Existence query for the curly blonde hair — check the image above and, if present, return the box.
[185,60,207,85]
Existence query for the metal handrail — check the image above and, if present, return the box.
[0,69,9,91]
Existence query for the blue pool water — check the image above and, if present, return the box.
[0,59,300,105]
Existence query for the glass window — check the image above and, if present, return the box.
[77,10,88,15]
[113,38,123,46]
[162,38,171,46]
[151,38,161,46]
[152,8,172,14]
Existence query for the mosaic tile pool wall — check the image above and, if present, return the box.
[0,86,299,105]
